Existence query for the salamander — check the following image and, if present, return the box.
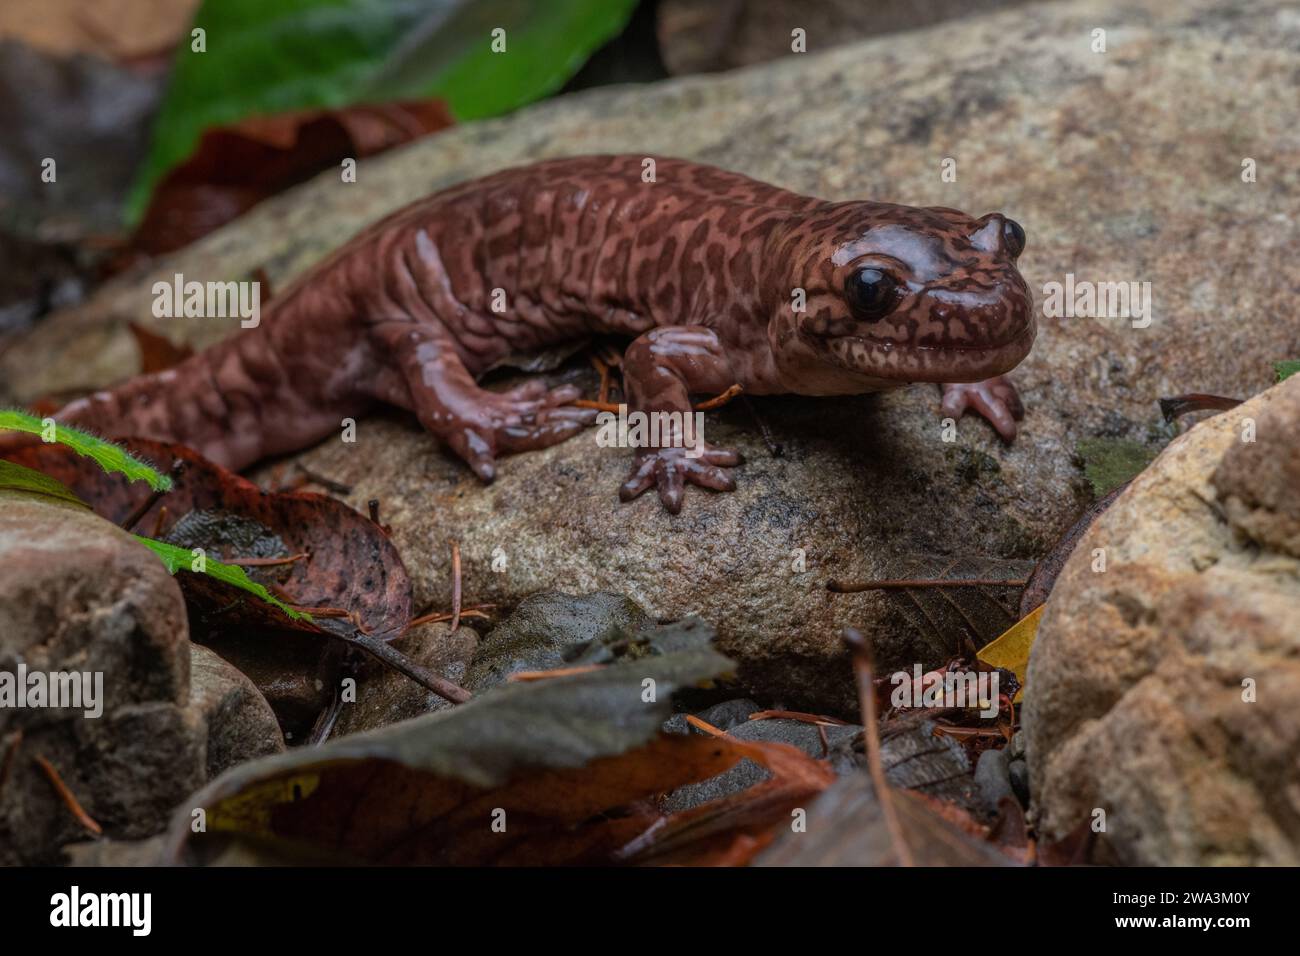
[51,155,1035,513]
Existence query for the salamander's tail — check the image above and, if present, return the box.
[0,335,267,471]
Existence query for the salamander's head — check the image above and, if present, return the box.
[765,202,1034,388]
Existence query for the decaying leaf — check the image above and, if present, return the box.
[133,536,311,623]
[5,437,410,639]
[130,100,454,256]
[756,771,1014,866]
[830,554,1034,660]
[162,647,828,865]
[127,321,194,373]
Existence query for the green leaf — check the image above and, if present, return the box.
[1275,360,1300,382]
[0,410,172,491]
[125,0,638,223]
[0,459,90,509]
[133,536,313,623]
[1076,436,1157,497]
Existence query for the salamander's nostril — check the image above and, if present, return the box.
[1003,218,1025,258]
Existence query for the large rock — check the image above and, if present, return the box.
[0,490,204,865]
[1023,374,1300,865]
[0,492,291,863]
[4,0,1297,711]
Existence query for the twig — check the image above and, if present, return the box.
[828,577,1028,593]
[748,709,850,726]
[405,605,495,629]
[225,552,309,568]
[295,463,352,495]
[572,398,621,412]
[340,630,471,705]
[149,504,169,538]
[572,383,744,414]
[693,383,743,411]
[449,539,462,632]
[843,627,913,866]
[1159,393,1242,422]
[685,714,728,736]
[508,664,606,682]
[368,499,381,524]
[591,354,612,404]
[33,754,102,837]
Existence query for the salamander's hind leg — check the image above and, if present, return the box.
[370,321,596,481]
[939,376,1025,442]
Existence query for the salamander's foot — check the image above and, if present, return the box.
[439,383,599,482]
[618,444,743,515]
[940,376,1024,442]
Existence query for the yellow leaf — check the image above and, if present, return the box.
[977,604,1044,703]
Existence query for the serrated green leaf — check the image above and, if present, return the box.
[1275,360,1300,382]
[125,0,638,223]
[0,459,91,509]
[0,410,172,491]
[133,535,313,623]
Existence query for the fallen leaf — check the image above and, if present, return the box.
[130,100,454,256]
[756,772,1015,866]
[5,437,410,640]
[163,648,768,865]
[133,535,311,623]
[127,321,193,373]
[830,554,1034,660]
[976,604,1044,703]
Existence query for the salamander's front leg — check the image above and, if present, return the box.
[371,321,596,481]
[939,376,1025,442]
[617,326,744,514]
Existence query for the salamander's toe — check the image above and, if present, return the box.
[618,444,742,513]
[939,377,1024,443]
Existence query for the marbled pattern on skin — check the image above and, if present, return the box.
[55,155,1035,513]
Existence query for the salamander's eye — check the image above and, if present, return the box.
[844,267,897,320]
[1003,218,1025,258]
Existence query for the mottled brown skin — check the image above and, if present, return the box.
[54,156,1035,513]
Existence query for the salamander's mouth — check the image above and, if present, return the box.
[825,320,1035,383]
